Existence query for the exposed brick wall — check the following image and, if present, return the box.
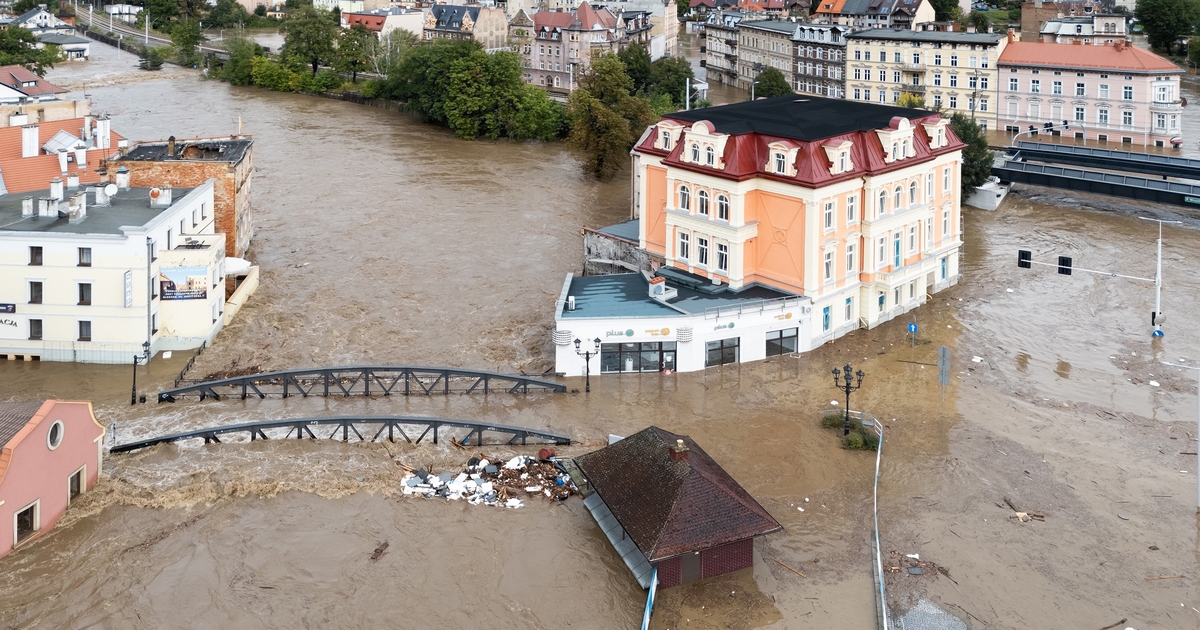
[655,556,682,588]
[700,538,754,579]
[103,153,253,258]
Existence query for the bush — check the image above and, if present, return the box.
[845,432,865,449]
[250,56,295,91]
[359,79,384,99]
[821,412,845,429]
[312,69,343,93]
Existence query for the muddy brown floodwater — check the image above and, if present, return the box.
[1,43,1198,629]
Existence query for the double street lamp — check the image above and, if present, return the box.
[832,363,865,436]
[574,337,601,393]
[131,340,150,405]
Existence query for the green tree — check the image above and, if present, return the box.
[896,92,926,109]
[617,42,652,95]
[254,4,267,16]
[948,113,992,198]
[138,44,166,70]
[443,49,564,140]
[1190,35,1200,64]
[968,11,991,32]
[221,35,263,85]
[206,0,252,28]
[335,24,373,82]
[281,6,338,76]
[171,18,202,65]
[569,54,657,179]
[1137,0,1200,53]
[11,0,57,13]
[370,28,418,75]
[384,38,478,124]
[929,0,961,20]
[648,55,695,107]
[753,67,792,98]
[676,0,689,17]
[0,27,58,75]
[250,55,297,90]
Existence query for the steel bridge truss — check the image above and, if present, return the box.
[157,366,566,402]
[110,416,572,453]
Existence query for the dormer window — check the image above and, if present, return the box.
[891,143,899,161]
[661,130,672,149]
[774,152,786,174]
[902,139,909,157]
[706,146,715,166]
[936,128,944,146]
[691,143,700,162]
[839,151,848,172]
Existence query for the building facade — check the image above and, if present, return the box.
[702,10,744,87]
[341,8,425,38]
[556,96,965,376]
[846,29,1007,131]
[0,177,231,363]
[1039,13,1126,44]
[1019,0,1105,38]
[791,23,847,97]
[814,0,935,29]
[0,400,104,558]
[423,5,509,50]
[736,20,796,92]
[998,39,1184,146]
[106,136,255,259]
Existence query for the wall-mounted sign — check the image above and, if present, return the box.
[0,304,15,314]
[643,327,671,336]
[124,271,133,308]
[606,329,635,338]
[714,322,735,331]
[773,312,793,321]
[160,266,208,301]
[0,317,19,340]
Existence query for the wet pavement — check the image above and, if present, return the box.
[0,41,1198,629]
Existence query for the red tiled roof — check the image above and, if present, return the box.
[0,117,126,193]
[999,41,1181,73]
[575,427,783,562]
[344,13,385,31]
[0,118,125,161]
[0,65,66,97]
[533,10,575,29]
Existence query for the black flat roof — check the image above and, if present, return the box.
[668,95,931,142]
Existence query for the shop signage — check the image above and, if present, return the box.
[160,266,208,301]
[606,329,635,338]
[0,304,14,314]
[714,322,735,331]
[0,317,18,340]
[124,271,133,308]
[773,312,793,321]
[643,327,671,336]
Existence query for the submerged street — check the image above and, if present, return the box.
[0,43,1198,629]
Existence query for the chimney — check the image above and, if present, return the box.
[93,184,109,206]
[1115,39,1124,51]
[988,24,993,32]
[1072,38,1082,44]
[21,197,33,217]
[38,197,59,218]
[167,135,176,157]
[9,112,28,126]
[74,146,87,170]
[1007,29,1015,42]
[150,185,172,207]
[648,275,678,301]
[68,191,87,225]
[95,115,110,149]
[50,177,63,201]
[21,124,38,158]
[115,166,130,189]
[966,25,976,32]
[669,438,690,462]
[57,149,68,174]
[82,114,93,141]
[67,172,79,189]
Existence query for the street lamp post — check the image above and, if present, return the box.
[130,340,151,405]
[832,363,865,436]
[574,337,601,393]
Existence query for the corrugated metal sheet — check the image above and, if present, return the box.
[584,492,655,589]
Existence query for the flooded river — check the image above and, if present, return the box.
[1,42,1198,629]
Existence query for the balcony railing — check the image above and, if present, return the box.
[1150,99,1184,110]
[902,84,926,94]
[901,63,926,72]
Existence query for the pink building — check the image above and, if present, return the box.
[0,400,104,557]
[997,38,1184,147]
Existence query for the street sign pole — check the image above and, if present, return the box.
[937,346,950,404]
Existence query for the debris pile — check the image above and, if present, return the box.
[400,453,577,509]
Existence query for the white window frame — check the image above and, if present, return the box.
[846,242,856,272]
[13,499,39,547]
[716,243,729,272]
[824,201,835,231]
[68,463,86,505]
[846,195,857,224]
[678,231,690,260]
[824,249,835,283]
[697,237,709,266]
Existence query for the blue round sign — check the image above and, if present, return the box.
[907,322,918,333]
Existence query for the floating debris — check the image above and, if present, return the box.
[400,453,577,509]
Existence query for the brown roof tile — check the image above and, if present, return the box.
[0,65,66,97]
[999,41,1181,73]
[575,427,782,562]
[0,401,43,449]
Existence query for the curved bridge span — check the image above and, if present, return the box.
[111,416,572,453]
[157,366,566,402]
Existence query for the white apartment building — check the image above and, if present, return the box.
[0,174,230,363]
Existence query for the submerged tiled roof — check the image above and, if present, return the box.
[575,427,782,562]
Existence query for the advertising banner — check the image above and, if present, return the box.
[160,266,208,301]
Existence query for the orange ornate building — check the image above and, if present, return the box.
[630,95,965,342]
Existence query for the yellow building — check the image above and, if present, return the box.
[846,29,1007,131]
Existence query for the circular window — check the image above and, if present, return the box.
[47,420,64,450]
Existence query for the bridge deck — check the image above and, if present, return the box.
[111,415,572,453]
[994,158,1200,209]
[1013,142,1200,180]
[158,365,566,402]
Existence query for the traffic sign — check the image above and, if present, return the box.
[907,322,918,333]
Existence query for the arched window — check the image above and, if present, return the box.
[706,146,715,166]
[679,186,690,210]
[877,190,887,216]
[717,195,729,220]
[839,151,848,173]
[691,143,700,162]
[894,186,903,209]
[909,181,918,204]
[698,190,710,215]
[891,143,899,161]
[902,139,909,157]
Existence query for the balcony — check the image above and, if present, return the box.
[902,84,926,94]
[900,63,926,72]
[1150,99,1184,111]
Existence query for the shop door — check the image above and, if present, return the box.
[682,552,702,584]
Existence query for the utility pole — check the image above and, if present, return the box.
[145,13,149,44]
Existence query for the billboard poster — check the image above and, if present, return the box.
[160,266,208,301]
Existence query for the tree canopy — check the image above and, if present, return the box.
[171,17,201,65]
[948,113,992,198]
[754,67,792,98]
[1136,0,1200,53]
[335,24,373,83]
[929,0,962,21]
[568,54,657,179]
[282,6,339,76]
[0,27,58,75]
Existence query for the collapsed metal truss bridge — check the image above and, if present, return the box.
[110,416,572,453]
[157,366,566,402]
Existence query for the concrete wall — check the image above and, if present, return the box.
[0,100,91,127]
[583,228,662,276]
[0,401,104,558]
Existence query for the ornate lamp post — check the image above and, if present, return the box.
[574,337,601,393]
[832,363,865,436]
[131,340,150,405]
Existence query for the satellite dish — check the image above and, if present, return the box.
[104,184,117,196]
[149,187,161,199]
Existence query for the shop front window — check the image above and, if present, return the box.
[765,328,798,356]
[705,337,740,367]
[601,342,676,373]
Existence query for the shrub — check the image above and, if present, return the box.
[312,69,343,93]
[359,79,384,99]
[250,57,295,91]
[845,432,865,449]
